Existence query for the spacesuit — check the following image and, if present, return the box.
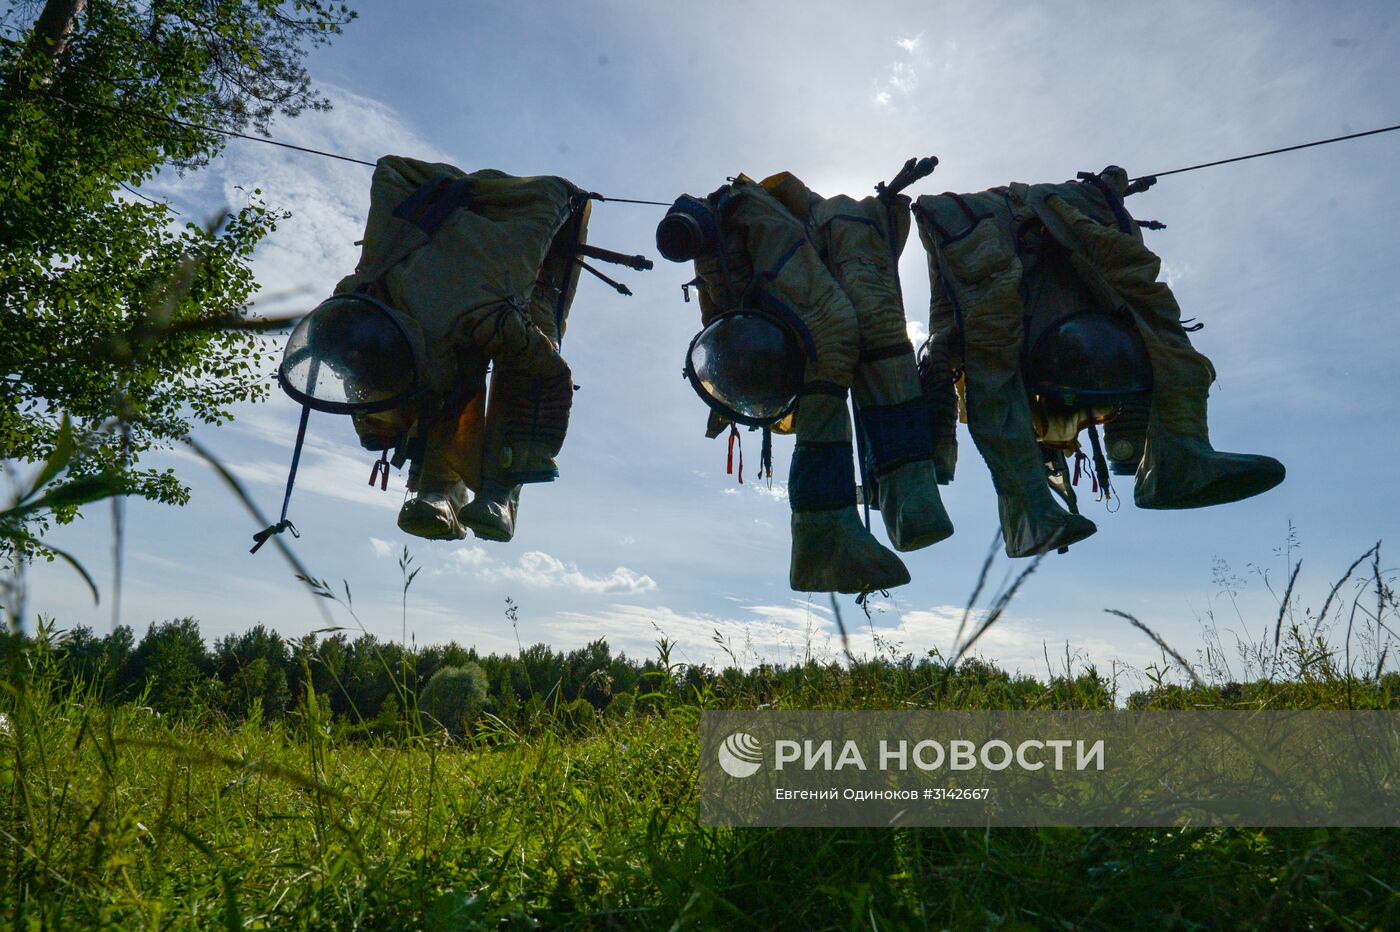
[335,155,589,541]
[913,166,1284,557]
[669,174,952,592]
[766,172,953,553]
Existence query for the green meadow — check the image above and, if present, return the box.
[4,560,1398,930]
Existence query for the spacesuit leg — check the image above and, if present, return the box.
[814,195,952,552]
[915,195,1096,557]
[1038,193,1284,509]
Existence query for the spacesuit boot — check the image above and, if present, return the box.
[1134,411,1285,510]
[398,480,469,541]
[457,479,521,541]
[788,393,910,592]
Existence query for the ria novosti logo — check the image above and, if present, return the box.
[717,732,763,778]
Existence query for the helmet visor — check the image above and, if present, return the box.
[685,310,804,427]
[279,294,422,414]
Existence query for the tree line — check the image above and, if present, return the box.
[8,616,1395,733]
[3,616,1068,728]
[2,618,696,729]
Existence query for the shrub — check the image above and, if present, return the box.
[419,663,488,737]
[606,691,635,720]
[561,696,598,733]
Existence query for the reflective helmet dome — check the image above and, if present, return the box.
[1024,311,1153,406]
[279,293,422,414]
[685,310,804,427]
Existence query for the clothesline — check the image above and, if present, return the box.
[47,91,1400,202]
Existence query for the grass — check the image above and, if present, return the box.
[3,636,1399,930]
[2,533,1397,928]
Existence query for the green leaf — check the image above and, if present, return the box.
[25,413,77,499]
[18,475,125,516]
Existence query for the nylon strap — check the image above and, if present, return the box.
[250,403,309,554]
[1087,421,1112,501]
[727,423,744,484]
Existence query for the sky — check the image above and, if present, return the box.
[20,0,1400,688]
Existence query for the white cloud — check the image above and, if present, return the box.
[548,602,820,668]
[146,84,447,317]
[887,61,919,95]
[721,481,786,502]
[369,537,395,558]
[444,544,491,569]
[1160,260,1193,287]
[546,596,1159,678]
[873,32,923,107]
[906,318,929,347]
[478,550,657,595]
[743,600,831,628]
[191,405,408,511]
[750,482,788,502]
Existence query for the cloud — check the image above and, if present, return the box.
[146,84,446,315]
[721,482,787,502]
[443,544,491,570]
[369,537,395,558]
[478,551,657,595]
[887,61,919,95]
[547,602,819,668]
[896,32,925,55]
[906,318,929,347]
[743,601,831,628]
[1160,260,1194,288]
[546,596,1159,677]
[873,33,923,107]
[177,405,408,511]
[750,482,788,502]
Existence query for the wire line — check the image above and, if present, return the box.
[55,94,379,167]
[46,81,1400,194]
[56,93,677,203]
[587,193,672,206]
[1134,122,1400,182]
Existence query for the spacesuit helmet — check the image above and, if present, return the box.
[656,194,721,263]
[684,309,804,427]
[1024,310,1153,407]
[278,292,428,414]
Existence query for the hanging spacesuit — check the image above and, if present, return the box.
[765,172,954,553]
[660,174,951,593]
[333,155,589,542]
[913,165,1285,558]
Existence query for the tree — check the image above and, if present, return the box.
[0,0,356,541]
[120,616,210,714]
[213,623,290,720]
